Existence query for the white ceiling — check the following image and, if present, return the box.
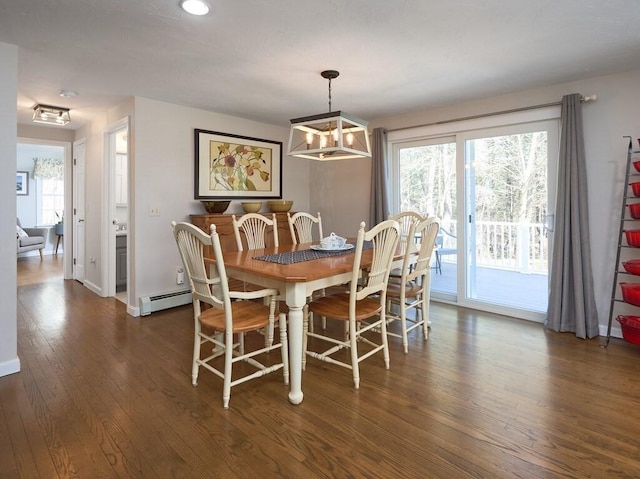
[2,0,640,130]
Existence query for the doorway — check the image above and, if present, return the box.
[104,118,129,304]
[16,138,73,279]
[73,139,86,283]
[391,116,559,321]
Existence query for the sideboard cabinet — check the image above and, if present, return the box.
[189,212,295,257]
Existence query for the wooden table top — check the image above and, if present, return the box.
[208,240,410,284]
[207,242,361,283]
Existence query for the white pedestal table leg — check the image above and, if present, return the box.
[286,284,306,405]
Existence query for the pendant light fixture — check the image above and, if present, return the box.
[287,70,371,161]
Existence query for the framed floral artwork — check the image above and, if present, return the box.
[194,129,282,200]
[17,171,29,196]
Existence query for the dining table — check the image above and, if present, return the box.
[209,239,411,405]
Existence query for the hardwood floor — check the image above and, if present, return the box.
[3,255,640,478]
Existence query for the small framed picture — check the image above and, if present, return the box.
[17,171,29,196]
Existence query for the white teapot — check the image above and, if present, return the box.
[320,232,347,249]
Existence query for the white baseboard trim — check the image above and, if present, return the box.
[128,304,140,317]
[83,280,102,296]
[600,323,622,338]
[0,357,21,378]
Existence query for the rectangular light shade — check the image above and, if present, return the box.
[32,104,71,126]
[287,111,371,161]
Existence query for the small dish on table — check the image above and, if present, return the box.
[319,232,347,250]
[310,244,354,252]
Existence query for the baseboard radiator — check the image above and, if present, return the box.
[139,289,192,316]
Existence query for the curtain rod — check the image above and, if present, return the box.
[386,94,597,132]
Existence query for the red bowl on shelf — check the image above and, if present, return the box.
[624,229,640,247]
[620,283,640,306]
[622,260,640,275]
[630,181,640,197]
[628,204,640,219]
[634,160,640,173]
[616,315,640,345]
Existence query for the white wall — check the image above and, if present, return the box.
[16,145,41,227]
[18,123,75,143]
[0,42,19,377]
[309,157,372,238]
[132,97,309,312]
[313,68,640,333]
[74,113,109,294]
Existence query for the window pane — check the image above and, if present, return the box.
[39,178,64,225]
[397,140,457,296]
[398,142,456,217]
[465,131,549,313]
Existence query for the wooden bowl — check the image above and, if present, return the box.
[267,200,293,213]
[201,200,230,214]
[241,201,263,213]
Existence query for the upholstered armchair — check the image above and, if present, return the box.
[17,219,46,257]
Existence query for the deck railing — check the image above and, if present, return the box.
[439,220,548,274]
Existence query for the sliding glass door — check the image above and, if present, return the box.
[461,121,558,317]
[392,119,558,321]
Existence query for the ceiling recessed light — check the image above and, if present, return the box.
[180,0,210,15]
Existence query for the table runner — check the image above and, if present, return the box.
[255,242,372,265]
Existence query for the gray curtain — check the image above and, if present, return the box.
[370,127,389,226]
[545,93,599,339]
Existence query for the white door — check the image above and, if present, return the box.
[73,139,86,283]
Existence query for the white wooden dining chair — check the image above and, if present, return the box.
[288,211,326,332]
[232,212,279,251]
[287,211,323,244]
[303,219,400,389]
[172,221,289,409]
[385,216,440,353]
[388,211,427,278]
[388,211,426,244]
[232,212,284,346]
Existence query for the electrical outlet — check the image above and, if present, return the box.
[149,206,160,217]
[176,267,185,285]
